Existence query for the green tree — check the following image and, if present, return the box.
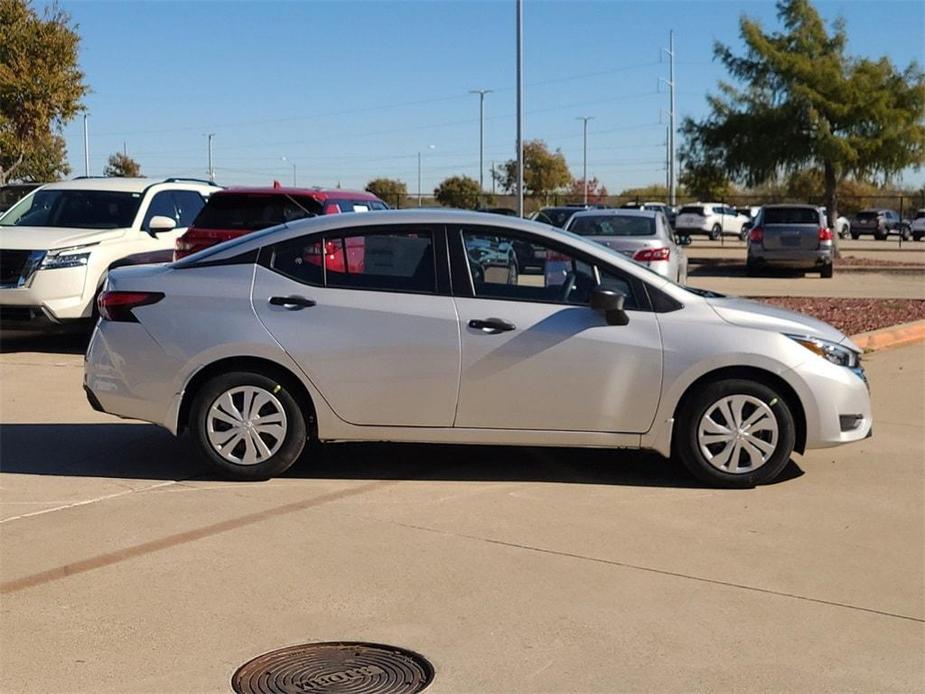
[678,160,732,201]
[679,0,925,221]
[434,175,481,209]
[495,140,572,203]
[0,0,88,184]
[103,151,141,177]
[5,130,69,181]
[365,177,407,207]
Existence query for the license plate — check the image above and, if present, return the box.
[781,235,802,247]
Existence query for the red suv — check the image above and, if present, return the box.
[173,185,388,260]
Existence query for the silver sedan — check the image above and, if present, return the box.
[565,208,687,283]
[84,210,871,488]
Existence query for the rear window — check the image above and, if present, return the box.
[678,206,704,216]
[569,215,656,237]
[192,193,323,230]
[915,210,925,220]
[856,211,879,221]
[762,208,820,225]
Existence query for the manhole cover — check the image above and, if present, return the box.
[231,641,434,694]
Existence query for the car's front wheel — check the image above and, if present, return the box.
[191,371,308,480]
[675,379,796,488]
[709,224,722,240]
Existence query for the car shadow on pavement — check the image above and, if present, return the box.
[0,423,804,488]
[0,331,90,355]
[688,264,810,279]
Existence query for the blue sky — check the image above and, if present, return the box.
[56,0,924,194]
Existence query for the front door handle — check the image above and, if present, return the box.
[468,317,516,334]
[269,295,316,310]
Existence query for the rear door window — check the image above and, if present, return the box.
[325,231,435,293]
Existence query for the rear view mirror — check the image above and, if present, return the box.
[590,288,629,326]
[147,215,177,236]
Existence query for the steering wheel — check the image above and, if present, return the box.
[558,271,578,302]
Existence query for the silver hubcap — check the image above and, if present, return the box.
[698,395,779,474]
[206,386,287,465]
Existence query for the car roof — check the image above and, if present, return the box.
[761,204,818,209]
[36,177,218,193]
[216,186,381,202]
[570,208,657,219]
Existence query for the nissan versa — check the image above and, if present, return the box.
[84,210,872,488]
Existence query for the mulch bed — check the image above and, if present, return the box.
[837,255,925,268]
[753,297,925,336]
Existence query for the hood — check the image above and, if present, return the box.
[707,296,859,349]
[0,226,127,251]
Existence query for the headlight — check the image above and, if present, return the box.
[786,334,859,368]
[39,246,93,270]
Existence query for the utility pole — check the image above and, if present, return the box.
[577,116,594,205]
[470,90,493,198]
[417,151,422,206]
[281,156,296,186]
[661,30,677,206]
[83,114,90,176]
[515,0,524,217]
[207,134,215,183]
[491,161,496,196]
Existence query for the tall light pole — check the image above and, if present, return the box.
[515,0,524,217]
[469,89,493,196]
[83,114,90,176]
[661,30,677,206]
[577,116,594,205]
[207,133,215,183]
[281,156,296,186]
[417,144,435,206]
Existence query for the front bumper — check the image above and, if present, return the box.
[0,264,93,327]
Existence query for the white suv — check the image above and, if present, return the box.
[0,177,218,329]
[675,203,751,240]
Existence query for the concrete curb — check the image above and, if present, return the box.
[850,319,925,353]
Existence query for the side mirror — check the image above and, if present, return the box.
[590,287,629,326]
[676,234,692,246]
[147,215,177,236]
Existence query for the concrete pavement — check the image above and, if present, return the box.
[1,339,923,692]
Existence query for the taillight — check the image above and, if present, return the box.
[818,227,833,241]
[749,226,764,243]
[174,238,194,261]
[633,247,670,262]
[97,291,164,322]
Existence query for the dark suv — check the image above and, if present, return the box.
[851,209,910,241]
[174,185,388,259]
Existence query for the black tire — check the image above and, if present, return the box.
[674,379,796,488]
[874,231,887,241]
[190,370,308,481]
[739,225,749,241]
[839,225,850,239]
[901,228,912,242]
[709,224,722,241]
[745,260,760,277]
[850,232,859,240]
[914,233,924,242]
[820,263,833,278]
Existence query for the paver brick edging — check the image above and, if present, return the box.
[850,319,925,353]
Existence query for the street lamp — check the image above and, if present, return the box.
[577,116,594,205]
[469,89,493,196]
[281,156,296,186]
[417,144,435,206]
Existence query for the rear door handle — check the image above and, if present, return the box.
[468,317,516,333]
[269,295,316,310]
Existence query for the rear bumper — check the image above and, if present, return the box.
[748,248,833,269]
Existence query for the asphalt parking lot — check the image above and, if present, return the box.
[1,331,923,693]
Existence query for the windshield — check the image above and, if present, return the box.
[192,193,323,230]
[569,215,655,236]
[0,189,143,229]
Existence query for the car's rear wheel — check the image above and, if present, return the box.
[675,379,796,488]
[875,231,887,241]
[914,232,924,242]
[709,224,722,240]
[901,228,912,241]
[745,259,760,277]
[850,232,860,240]
[191,371,307,481]
[820,263,833,278]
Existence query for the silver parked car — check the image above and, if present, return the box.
[85,210,871,488]
[746,205,835,278]
[565,208,687,283]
